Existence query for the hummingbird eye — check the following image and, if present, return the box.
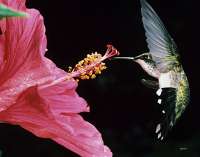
[143,54,150,60]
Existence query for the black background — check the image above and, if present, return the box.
[0,0,200,156]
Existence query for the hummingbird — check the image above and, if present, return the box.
[114,0,190,140]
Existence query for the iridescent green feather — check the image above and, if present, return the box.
[175,72,190,120]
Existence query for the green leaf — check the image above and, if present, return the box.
[0,3,28,19]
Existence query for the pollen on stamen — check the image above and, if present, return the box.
[83,56,106,79]
[68,66,73,73]
[69,53,107,81]
[67,45,119,82]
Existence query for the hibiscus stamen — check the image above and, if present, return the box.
[70,52,106,80]
[68,44,119,81]
[39,45,119,89]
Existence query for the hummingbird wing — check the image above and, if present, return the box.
[140,0,179,72]
[141,78,159,89]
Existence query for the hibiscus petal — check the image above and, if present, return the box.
[0,86,112,157]
[0,0,47,83]
[0,3,63,111]
[39,80,90,114]
[0,1,112,156]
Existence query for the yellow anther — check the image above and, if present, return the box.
[80,76,85,80]
[88,70,93,76]
[79,60,84,65]
[70,52,108,81]
[100,65,107,71]
[84,75,90,80]
[91,74,96,79]
[94,67,101,75]
[68,66,73,72]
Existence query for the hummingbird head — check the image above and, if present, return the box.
[133,53,152,62]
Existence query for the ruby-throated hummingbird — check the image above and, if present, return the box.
[114,0,190,140]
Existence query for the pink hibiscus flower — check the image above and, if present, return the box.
[0,0,119,156]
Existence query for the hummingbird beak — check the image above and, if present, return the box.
[113,53,150,61]
[112,57,135,61]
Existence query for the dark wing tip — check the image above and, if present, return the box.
[155,88,177,140]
